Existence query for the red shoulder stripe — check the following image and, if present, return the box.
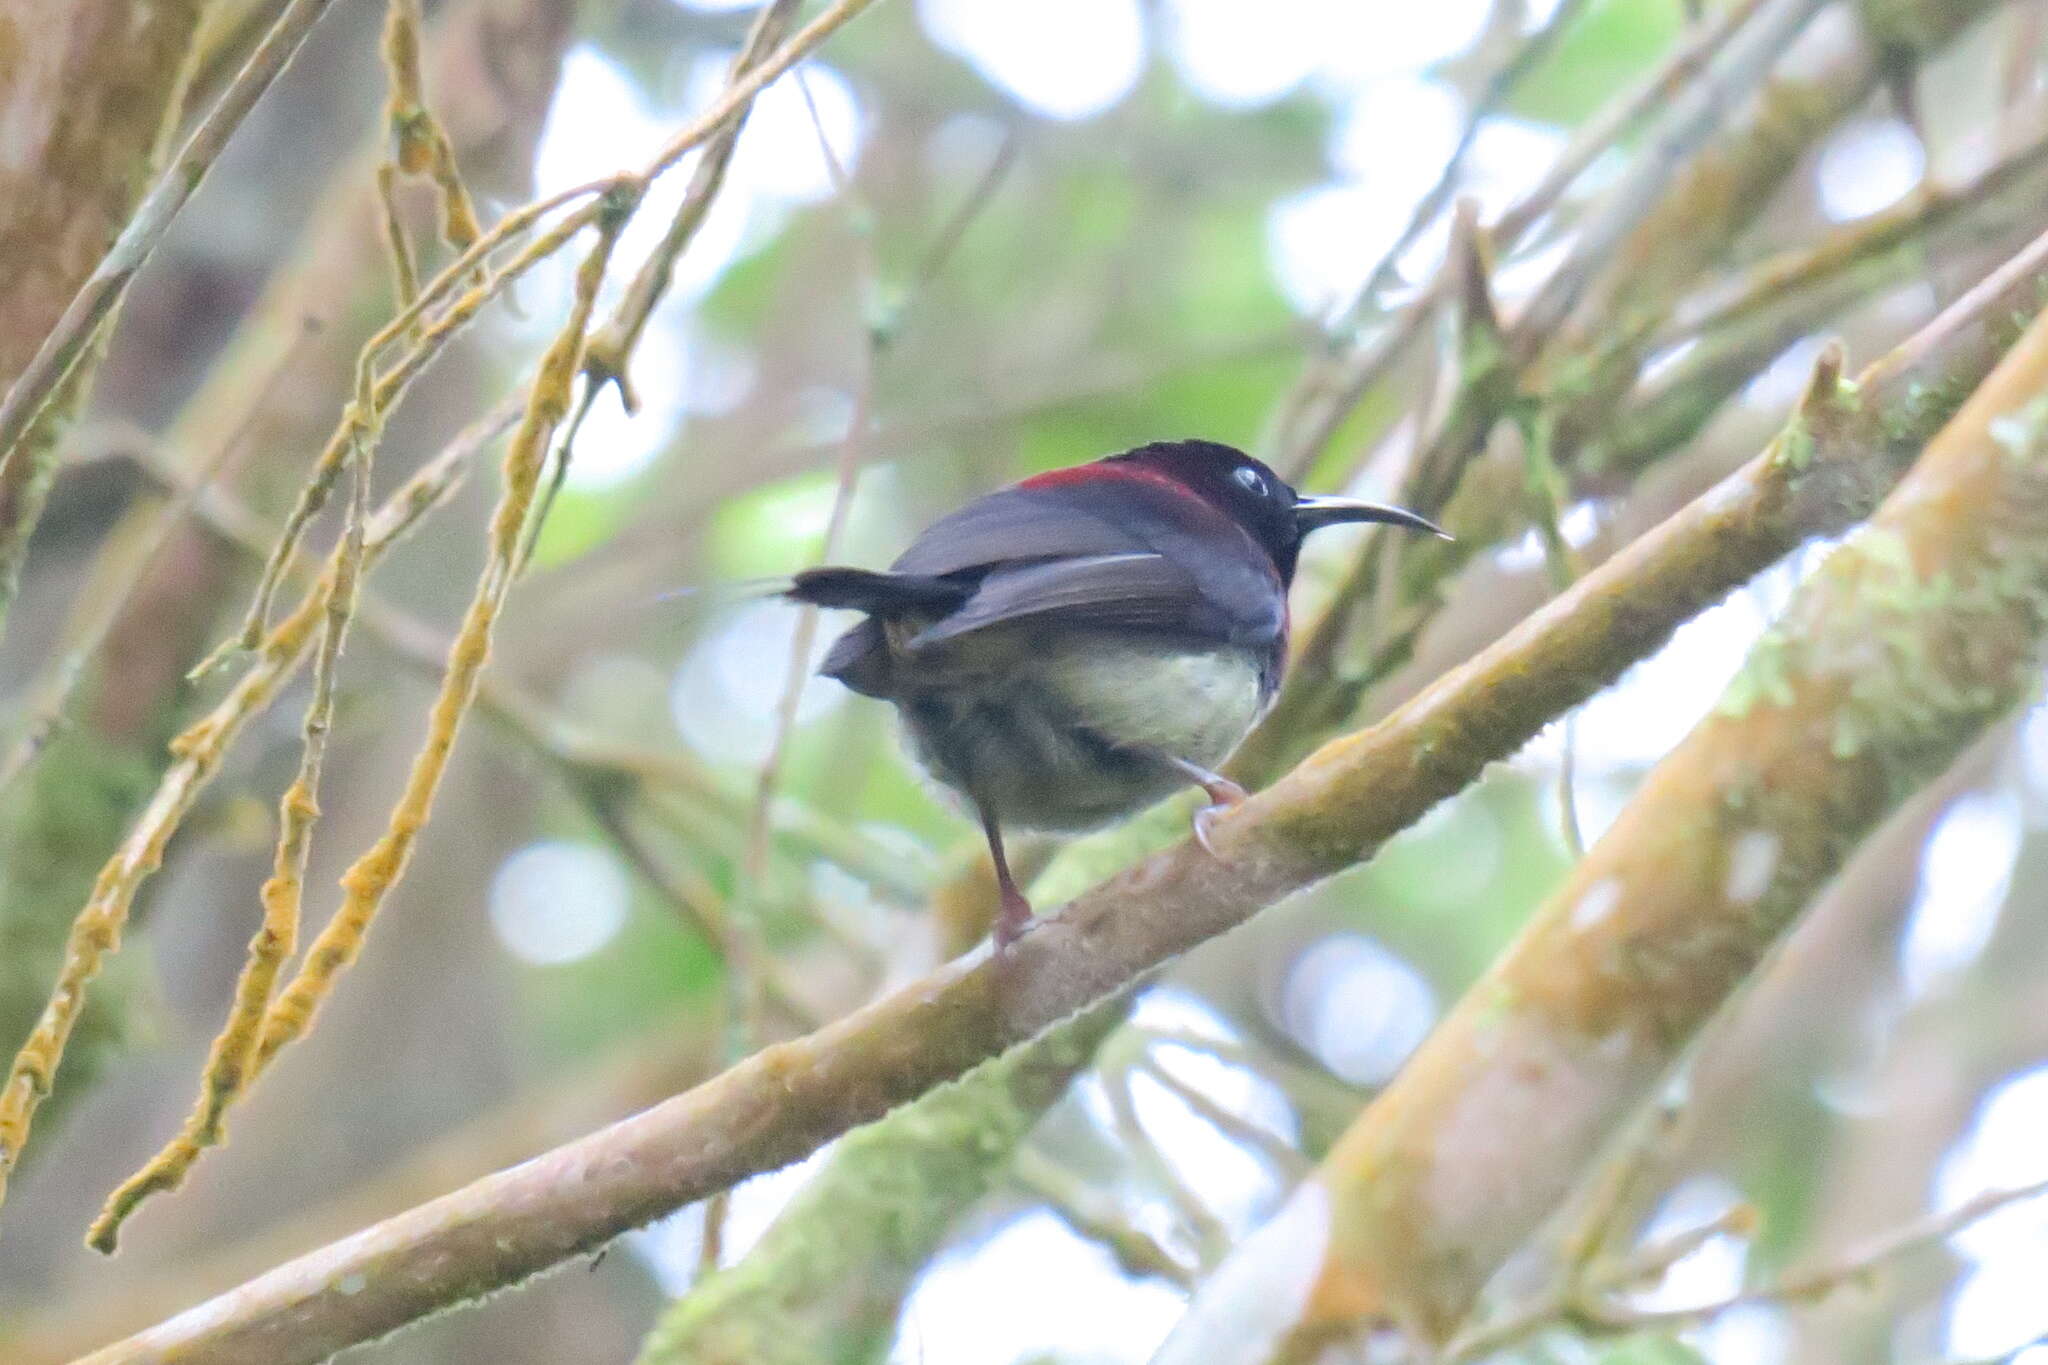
[1018,460,1211,505]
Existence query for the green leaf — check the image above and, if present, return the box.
[1510,0,1685,126]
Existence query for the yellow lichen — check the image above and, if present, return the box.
[252,185,637,1079]
[200,188,603,674]
[90,435,377,1251]
[0,402,487,1226]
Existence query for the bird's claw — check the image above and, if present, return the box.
[993,886,1035,952]
[1191,778,1248,857]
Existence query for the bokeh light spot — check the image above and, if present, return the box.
[489,840,630,965]
[1280,935,1436,1086]
[918,0,1145,122]
[1816,119,1924,221]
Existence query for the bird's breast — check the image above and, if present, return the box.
[891,633,1271,831]
[1032,639,1269,764]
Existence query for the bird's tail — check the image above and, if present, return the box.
[652,567,970,627]
[785,566,970,614]
[788,567,972,698]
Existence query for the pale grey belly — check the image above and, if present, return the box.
[896,640,1266,830]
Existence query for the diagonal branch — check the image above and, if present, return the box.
[1152,231,2048,1361]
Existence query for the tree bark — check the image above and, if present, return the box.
[0,0,205,630]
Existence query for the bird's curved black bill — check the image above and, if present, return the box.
[1293,495,1451,539]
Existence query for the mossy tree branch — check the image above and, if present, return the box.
[635,998,1129,1365]
[1152,239,2048,1362]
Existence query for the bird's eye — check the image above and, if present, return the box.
[1233,466,1266,495]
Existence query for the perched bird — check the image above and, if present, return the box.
[789,439,1445,948]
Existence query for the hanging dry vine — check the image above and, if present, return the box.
[0,0,900,1246]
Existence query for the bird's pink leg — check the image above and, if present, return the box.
[1164,756,1248,856]
[977,805,1034,949]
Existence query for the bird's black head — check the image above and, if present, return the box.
[1107,439,1445,580]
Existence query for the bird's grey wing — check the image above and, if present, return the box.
[908,552,1279,651]
[889,487,1154,577]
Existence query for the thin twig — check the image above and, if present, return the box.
[1660,128,2048,348]
[642,0,889,185]
[580,790,823,1030]
[1104,1061,1231,1264]
[581,0,803,411]
[245,184,636,1088]
[889,124,1020,341]
[698,58,880,1268]
[1455,1178,2048,1356]
[1325,0,1591,339]
[1011,1147,1195,1288]
[1136,1054,1307,1180]
[1445,1203,1757,1360]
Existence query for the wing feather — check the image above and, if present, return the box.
[881,478,1285,652]
[908,552,1279,651]
[889,487,1155,576]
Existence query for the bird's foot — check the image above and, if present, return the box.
[993,885,1035,951]
[1191,777,1249,857]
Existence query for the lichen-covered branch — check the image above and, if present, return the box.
[1152,240,2048,1362]
[0,0,577,1157]
[579,0,800,409]
[83,442,375,1249]
[76,217,2048,1365]
[635,998,1128,1365]
[244,189,633,1102]
[210,184,607,665]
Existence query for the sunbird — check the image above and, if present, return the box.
[788,439,1444,947]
